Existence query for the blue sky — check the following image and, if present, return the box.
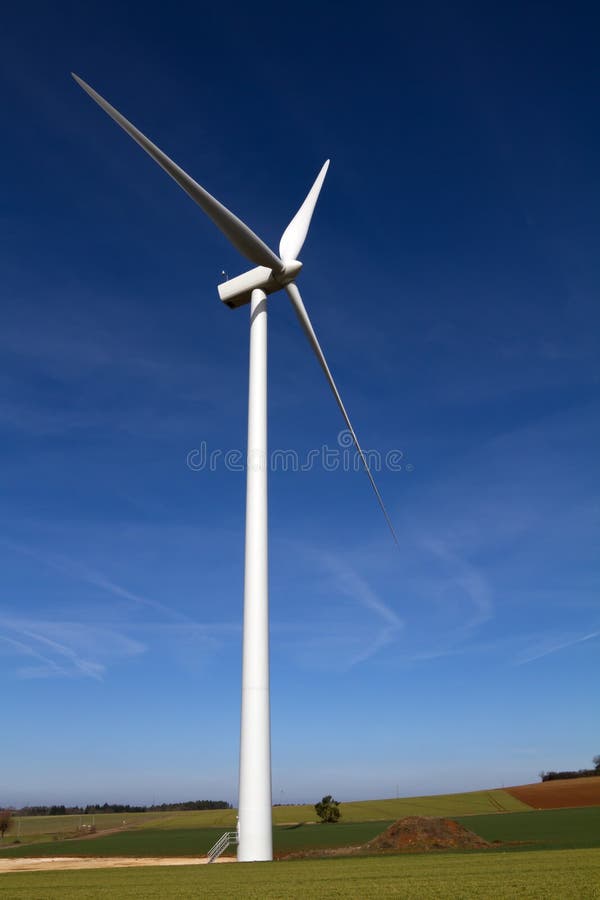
[1,1,598,807]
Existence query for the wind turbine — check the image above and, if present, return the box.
[72,73,399,862]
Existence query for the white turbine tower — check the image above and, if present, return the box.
[73,74,399,862]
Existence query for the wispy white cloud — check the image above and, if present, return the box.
[348,627,399,667]
[277,546,403,669]
[513,630,600,666]
[0,633,70,679]
[420,536,494,633]
[274,532,496,670]
[0,537,191,623]
[351,530,497,666]
[0,300,238,438]
[0,536,245,679]
[421,626,600,670]
[20,630,105,680]
[0,617,145,680]
[321,553,403,630]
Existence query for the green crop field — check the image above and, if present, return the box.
[0,821,394,859]
[1,788,528,850]
[0,828,220,859]
[457,806,600,852]
[139,788,528,828]
[273,821,395,854]
[320,789,529,822]
[4,812,172,845]
[269,789,528,825]
[137,807,238,829]
[1,848,600,898]
[6,802,595,861]
[5,800,598,862]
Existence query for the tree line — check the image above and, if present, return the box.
[539,755,600,782]
[6,800,232,817]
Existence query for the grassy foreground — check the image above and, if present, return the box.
[2,848,600,898]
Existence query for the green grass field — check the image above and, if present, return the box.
[269,788,529,824]
[0,821,394,858]
[273,821,394,855]
[125,788,528,830]
[5,805,600,860]
[457,806,600,851]
[4,812,172,845]
[2,848,599,898]
[2,788,528,849]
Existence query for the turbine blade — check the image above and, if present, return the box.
[72,73,283,272]
[285,282,400,548]
[279,160,330,262]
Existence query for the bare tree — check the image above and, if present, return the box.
[0,810,12,840]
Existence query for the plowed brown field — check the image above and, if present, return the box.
[506,776,600,809]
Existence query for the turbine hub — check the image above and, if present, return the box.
[275,259,303,286]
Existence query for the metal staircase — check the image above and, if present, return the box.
[207,830,238,862]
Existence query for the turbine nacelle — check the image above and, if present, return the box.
[218,260,302,309]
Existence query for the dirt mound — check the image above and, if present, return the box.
[276,817,492,861]
[366,816,491,852]
[506,776,600,809]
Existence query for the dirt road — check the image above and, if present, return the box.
[0,855,235,873]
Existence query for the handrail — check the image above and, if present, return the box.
[207,830,238,862]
